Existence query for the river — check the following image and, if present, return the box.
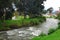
[0,18,59,40]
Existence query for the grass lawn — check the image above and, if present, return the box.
[32,29,60,40]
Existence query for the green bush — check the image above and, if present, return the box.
[16,16,24,20]
[48,28,56,35]
[22,19,31,26]
[31,18,40,25]
[56,13,60,20]
[39,32,46,36]
[58,22,60,29]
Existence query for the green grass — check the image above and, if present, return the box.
[0,16,46,30]
[4,18,44,27]
[32,29,60,40]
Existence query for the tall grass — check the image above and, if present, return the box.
[0,16,46,30]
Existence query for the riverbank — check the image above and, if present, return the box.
[0,16,46,31]
[0,18,59,40]
[32,29,60,40]
[32,18,59,40]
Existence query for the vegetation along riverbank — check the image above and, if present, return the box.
[0,16,46,31]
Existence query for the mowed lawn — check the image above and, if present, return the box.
[32,29,60,40]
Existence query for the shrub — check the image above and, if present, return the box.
[48,28,56,35]
[30,18,40,25]
[22,19,31,26]
[39,32,46,36]
[16,16,24,20]
[58,22,60,29]
[56,13,60,20]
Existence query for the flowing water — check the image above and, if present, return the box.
[0,18,59,40]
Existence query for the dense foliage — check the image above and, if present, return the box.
[15,0,46,17]
[56,13,60,20]
[0,0,14,20]
[0,0,46,20]
[0,16,46,31]
[47,7,53,13]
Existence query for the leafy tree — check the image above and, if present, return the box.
[0,0,12,8]
[47,7,53,13]
[14,0,46,18]
[0,0,46,19]
[42,10,47,14]
[0,0,14,20]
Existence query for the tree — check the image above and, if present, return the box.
[0,0,14,20]
[15,0,46,18]
[0,0,12,8]
[0,0,46,19]
[47,7,53,13]
[42,10,47,14]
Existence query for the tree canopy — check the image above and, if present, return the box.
[47,7,53,13]
[0,0,46,19]
[0,0,12,8]
[15,0,46,17]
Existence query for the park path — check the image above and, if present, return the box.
[0,18,59,40]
